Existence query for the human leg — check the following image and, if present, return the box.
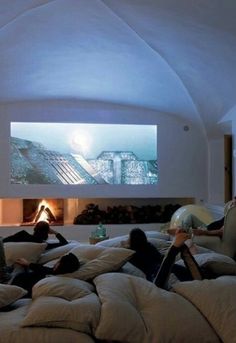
[11,271,42,297]
[154,245,181,289]
[154,231,203,289]
[180,244,203,280]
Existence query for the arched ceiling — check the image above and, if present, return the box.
[0,0,236,137]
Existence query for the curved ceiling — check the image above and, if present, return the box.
[0,0,236,137]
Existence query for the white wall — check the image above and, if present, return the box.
[0,100,208,201]
[233,120,236,196]
[208,138,225,205]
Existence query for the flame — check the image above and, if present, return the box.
[33,199,56,223]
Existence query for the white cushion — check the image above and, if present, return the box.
[38,241,80,264]
[70,244,105,260]
[4,242,47,266]
[173,276,236,343]
[94,273,219,343]
[0,284,27,308]
[64,245,134,281]
[21,294,101,335]
[120,262,146,278]
[96,232,170,248]
[0,299,94,343]
[96,235,128,248]
[32,276,95,300]
[148,237,171,254]
[176,252,236,275]
[145,230,170,240]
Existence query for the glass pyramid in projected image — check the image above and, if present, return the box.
[10,137,158,185]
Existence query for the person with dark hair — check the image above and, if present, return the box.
[3,221,68,250]
[126,228,193,283]
[127,228,228,290]
[127,228,163,281]
[11,253,80,297]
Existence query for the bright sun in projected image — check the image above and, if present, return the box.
[70,131,92,156]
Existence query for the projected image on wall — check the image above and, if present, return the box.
[11,123,158,185]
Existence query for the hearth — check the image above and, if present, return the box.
[22,199,64,225]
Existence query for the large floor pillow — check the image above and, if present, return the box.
[93,273,219,343]
[173,276,236,343]
[0,302,95,343]
[22,276,101,336]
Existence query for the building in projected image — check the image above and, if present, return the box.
[11,137,158,185]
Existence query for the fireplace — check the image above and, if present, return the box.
[22,199,64,225]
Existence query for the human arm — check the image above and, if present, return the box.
[15,257,53,274]
[46,228,69,250]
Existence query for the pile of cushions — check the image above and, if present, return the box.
[3,272,236,342]
[1,236,236,342]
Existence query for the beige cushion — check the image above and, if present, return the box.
[0,284,27,308]
[64,245,134,280]
[32,276,95,300]
[94,273,219,343]
[22,294,101,334]
[173,276,236,343]
[4,242,47,265]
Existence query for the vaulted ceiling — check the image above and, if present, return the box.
[0,0,236,137]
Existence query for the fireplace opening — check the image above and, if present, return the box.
[22,199,64,226]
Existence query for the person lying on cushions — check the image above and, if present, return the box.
[168,197,236,238]
[124,228,193,282]
[10,253,80,297]
[3,221,69,250]
[125,228,225,290]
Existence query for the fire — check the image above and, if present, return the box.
[33,199,56,223]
